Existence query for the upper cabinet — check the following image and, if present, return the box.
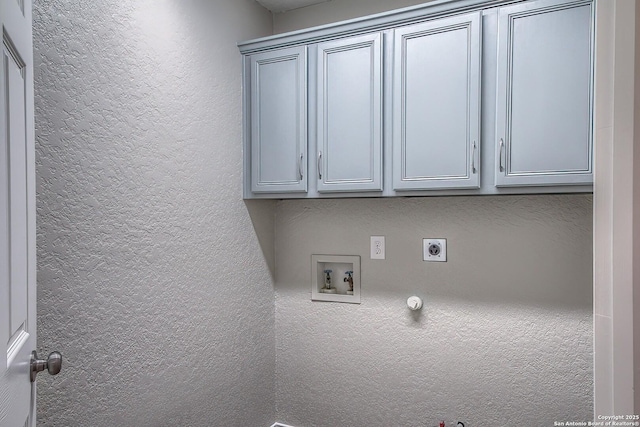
[316,33,383,192]
[239,0,594,198]
[494,0,594,187]
[393,12,481,191]
[249,46,307,193]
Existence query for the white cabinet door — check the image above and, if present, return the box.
[316,33,383,192]
[1,0,38,425]
[393,12,481,190]
[250,46,307,193]
[495,0,593,187]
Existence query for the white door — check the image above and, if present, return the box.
[1,0,38,425]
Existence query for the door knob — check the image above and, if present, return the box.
[30,350,62,382]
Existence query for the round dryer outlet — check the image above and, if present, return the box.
[423,238,447,262]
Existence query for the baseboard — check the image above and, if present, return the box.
[271,423,296,427]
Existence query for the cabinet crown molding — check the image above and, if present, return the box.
[238,0,577,53]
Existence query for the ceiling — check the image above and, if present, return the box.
[256,0,330,13]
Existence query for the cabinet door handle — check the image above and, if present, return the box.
[499,139,504,172]
[472,141,477,174]
[298,153,304,180]
[318,151,323,180]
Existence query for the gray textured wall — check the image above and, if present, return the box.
[33,1,276,425]
[273,0,433,33]
[275,196,593,426]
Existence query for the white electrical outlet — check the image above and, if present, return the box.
[370,236,385,260]
[423,238,446,262]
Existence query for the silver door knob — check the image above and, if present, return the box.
[30,350,62,382]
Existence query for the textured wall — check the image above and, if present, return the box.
[33,1,276,426]
[273,0,434,33]
[274,195,593,426]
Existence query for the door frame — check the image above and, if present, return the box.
[593,0,640,416]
